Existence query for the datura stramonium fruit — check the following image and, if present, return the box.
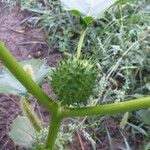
[51,57,98,106]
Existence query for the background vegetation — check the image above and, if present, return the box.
[3,0,150,149]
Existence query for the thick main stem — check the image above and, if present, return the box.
[62,97,150,118]
[0,42,58,113]
[76,28,87,59]
[46,112,62,150]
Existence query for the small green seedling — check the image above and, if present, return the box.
[0,0,150,149]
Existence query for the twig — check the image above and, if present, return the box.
[1,139,9,150]
[17,41,47,45]
[76,130,85,150]
[0,108,14,121]
[36,101,44,124]
[16,16,33,26]
[2,26,26,35]
[0,133,7,142]
[5,95,20,107]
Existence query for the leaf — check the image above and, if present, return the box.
[21,59,53,84]
[9,116,36,148]
[0,70,26,95]
[33,148,48,150]
[146,82,150,91]
[79,16,94,29]
[83,16,94,25]
[34,148,48,150]
[115,0,131,5]
[127,122,148,136]
[69,9,81,17]
[119,131,131,150]
[137,109,150,125]
[119,112,129,129]
[0,59,53,95]
[145,142,150,150]
[60,0,119,19]
[106,128,114,150]
[35,149,47,150]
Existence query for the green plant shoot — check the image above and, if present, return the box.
[0,0,150,149]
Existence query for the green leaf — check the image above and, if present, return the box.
[0,70,26,95]
[79,17,88,29]
[115,0,132,5]
[83,17,94,25]
[145,142,150,150]
[0,59,53,95]
[20,59,53,84]
[106,128,113,150]
[34,148,48,150]
[69,9,81,17]
[137,109,150,125]
[9,116,36,148]
[119,112,129,129]
[146,83,150,91]
[120,131,131,150]
[127,122,148,136]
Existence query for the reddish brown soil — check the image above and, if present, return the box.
[0,3,143,150]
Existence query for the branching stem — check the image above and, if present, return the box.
[0,42,59,113]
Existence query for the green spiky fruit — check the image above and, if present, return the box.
[50,57,98,106]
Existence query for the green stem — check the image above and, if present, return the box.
[0,42,58,113]
[61,97,150,118]
[76,28,87,59]
[46,110,63,150]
